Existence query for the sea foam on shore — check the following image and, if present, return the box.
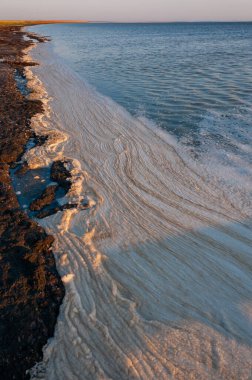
[26,34,252,380]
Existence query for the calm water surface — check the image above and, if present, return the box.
[30,22,252,194]
[31,22,252,137]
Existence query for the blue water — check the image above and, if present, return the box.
[29,22,252,198]
[30,22,252,140]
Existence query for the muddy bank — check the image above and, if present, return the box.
[0,26,65,380]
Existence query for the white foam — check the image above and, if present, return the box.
[25,36,252,380]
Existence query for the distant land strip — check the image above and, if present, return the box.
[0,20,88,26]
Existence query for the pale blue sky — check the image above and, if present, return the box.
[1,0,252,22]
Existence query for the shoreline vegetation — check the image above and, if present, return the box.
[0,23,69,379]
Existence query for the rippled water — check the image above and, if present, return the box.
[30,22,252,134]
[30,22,252,198]
[26,24,252,379]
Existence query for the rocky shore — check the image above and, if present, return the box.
[0,26,65,379]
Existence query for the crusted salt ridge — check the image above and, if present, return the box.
[22,40,87,209]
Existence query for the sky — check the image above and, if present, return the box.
[1,0,252,22]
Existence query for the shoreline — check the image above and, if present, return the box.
[25,25,252,380]
[0,21,88,27]
[0,25,66,379]
[1,22,252,380]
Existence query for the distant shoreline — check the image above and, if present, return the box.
[0,20,251,28]
[0,20,89,27]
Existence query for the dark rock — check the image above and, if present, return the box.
[61,203,78,210]
[29,185,58,211]
[36,207,61,219]
[36,203,78,219]
[15,161,29,176]
[26,33,50,43]
[50,160,71,192]
[0,26,65,380]
[35,134,48,146]
[80,198,90,209]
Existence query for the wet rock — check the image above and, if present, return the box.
[0,164,64,380]
[15,161,29,176]
[36,207,61,219]
[80,198,90,209]
[0,26,65,380]
[1,59,38,67]
[26,33,50,43]
[35,134,48,146]
[50,160,71,192]
[29,185,58,211]
[36,203,78,219]
[62,203,78,210]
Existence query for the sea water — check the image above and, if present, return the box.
[30,22,252,201]
[26,23,252,379]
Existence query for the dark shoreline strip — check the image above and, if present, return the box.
[0,26,65,380]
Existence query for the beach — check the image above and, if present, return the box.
[1,22,252,380]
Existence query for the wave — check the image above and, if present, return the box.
[25,37,252,379]
[180,107,252,213]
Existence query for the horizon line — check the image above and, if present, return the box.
[1,19,252,24]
